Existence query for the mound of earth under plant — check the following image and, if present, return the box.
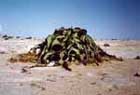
[10,27,122,71]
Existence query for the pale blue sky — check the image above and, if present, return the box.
[0,0,139,39]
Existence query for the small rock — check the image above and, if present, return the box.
[19,83,23,86]
[16,36,20,39]
[104,43,110,47]
[108,88,112,92]
[90,82,96,85]
[2,35,13,40]
[111,39,117,40]
[134,56,140,60]
[134,72,140,77]
[26,37,32,39]
[21,68,28,73]
[21,66,31,73]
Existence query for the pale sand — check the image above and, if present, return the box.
[0,38,140,95]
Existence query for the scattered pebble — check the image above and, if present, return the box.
[26,37,32,39]
[134,56,140,60]
[2,35,13,40]
[134,72,140,77]
[19,83,23,86]
[104,43,110,47]
[108,88,112,92]
[0,51,6,54]
[90,82,96,85]
[21,68,28,73]
[21,66,31,73]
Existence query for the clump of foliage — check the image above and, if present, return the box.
[10,27,122,71]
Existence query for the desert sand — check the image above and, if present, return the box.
[0,37,140,95]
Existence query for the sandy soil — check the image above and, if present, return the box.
[0,37,140,95]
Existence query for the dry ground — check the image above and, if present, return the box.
[0,37,140,95]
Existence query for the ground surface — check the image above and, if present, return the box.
[0,37,140,95]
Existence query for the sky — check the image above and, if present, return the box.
[0,0,139,40]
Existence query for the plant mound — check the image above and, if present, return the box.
[27,27,120,70]
[10,27,122,71]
